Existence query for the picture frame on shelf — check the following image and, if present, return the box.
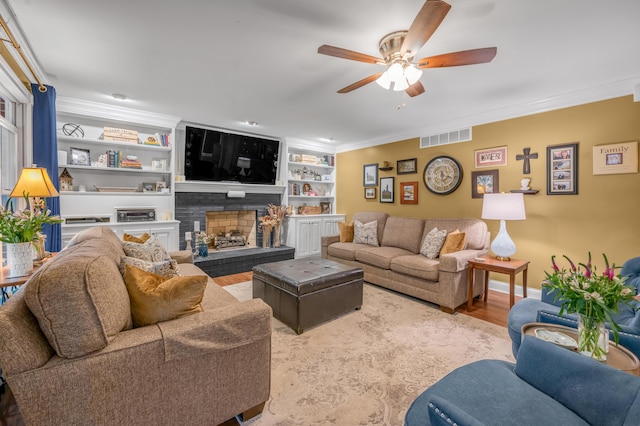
[156,181,167,192]
[363,163,378,187]
[592,141,638,175]
[471,169,499,198]
[397,158,417,175]
[547,142,578,195]
[69,147,91,166]
[379,177,394,203]
[151,157,167,172]
[364,187,376,199]
[320,201,331,214]
[142,182,157,193]
[474,146,507,168]
[400,181,418,204]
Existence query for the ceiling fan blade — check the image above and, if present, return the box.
[401,0,452,57]
[318,45,383,64]
[405,81,425,97]
[337,73,384,94]
[417,47,497,68]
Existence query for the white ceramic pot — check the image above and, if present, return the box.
[6,242,34,278]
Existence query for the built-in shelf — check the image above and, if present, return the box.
[288,161,334,170]
[58,164,170,174]
[59,136,171,151]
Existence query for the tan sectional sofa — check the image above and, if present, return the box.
[321,212,490,313]
[0,227,271,425]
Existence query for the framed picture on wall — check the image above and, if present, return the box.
[400,181,418,204]
[592,141,638,175]
[363,163,378,187]
[380,177,394,203]
[364,187,376,199]
[547,142,578,195]
[471,169,499,198]
[397,158,417,175]
[474,146,507,168]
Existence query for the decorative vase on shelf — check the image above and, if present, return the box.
[578,313,609,361]
[6,242,34,278]
[198,243,209,258]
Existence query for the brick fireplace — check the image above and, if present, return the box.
[205,210,257,249]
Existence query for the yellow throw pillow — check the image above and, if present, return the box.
[338,221,354,242]
[123,265,207,327]
[440,230,467,255]
[123,232,151,243]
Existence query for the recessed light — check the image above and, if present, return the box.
[111,93,128,101]
[244,120,258,126]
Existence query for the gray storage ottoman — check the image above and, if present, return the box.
[252,258,364,334]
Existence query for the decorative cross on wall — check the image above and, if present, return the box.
[516,147,538,174]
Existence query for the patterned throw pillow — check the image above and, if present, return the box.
[120,256,179,278]
[122,236,178,276]
[338,221,354,242]
[353,220,379,246]
[420,227,448,259]
[122,265,206,327]
[440,230,467,255]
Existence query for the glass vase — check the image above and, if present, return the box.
[198,243,209,258]
[262,225,272,248]
[578,313,608,361]
[273,222,281,248]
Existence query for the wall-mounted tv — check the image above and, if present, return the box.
[184,126,280,185]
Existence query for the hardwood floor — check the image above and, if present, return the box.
[213,272,519,328]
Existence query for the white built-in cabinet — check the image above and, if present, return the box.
[285,214,345,258]
[56,97,182,250]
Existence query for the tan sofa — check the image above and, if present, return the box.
[321,212,490,313]
[0,227,271,425]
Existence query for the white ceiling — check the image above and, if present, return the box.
[5,0,640,151]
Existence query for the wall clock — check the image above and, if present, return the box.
[423,156,463,195]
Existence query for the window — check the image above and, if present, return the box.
[0,94,19,206]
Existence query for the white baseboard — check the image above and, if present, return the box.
[488,279,541,300]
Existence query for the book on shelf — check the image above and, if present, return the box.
[103,127,138,143]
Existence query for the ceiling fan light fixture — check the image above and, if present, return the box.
[376,71,392,89]
[387,63,404,83]
[393,77,409,92]
[404,65,423,85]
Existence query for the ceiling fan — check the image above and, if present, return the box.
[317,0,497,97]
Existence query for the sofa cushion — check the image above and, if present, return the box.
[352,212,389,245]
[24,240,133,359]
[123,232,151,243]
[338,221,354,242]
[120,256,179,278]
[354,219,379,246]
[422,218,488,250]
[420,227,448,259]
[355,246,415,270]
[123,265,207,327]
[390,255,440,281]
[381,216,425,253]
[440,230,467,255]
[327,242,369,261]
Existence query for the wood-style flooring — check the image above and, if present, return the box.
[213,272,519,328]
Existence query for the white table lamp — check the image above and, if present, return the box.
[481,193,526,261]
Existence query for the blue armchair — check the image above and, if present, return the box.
[405,336,640,426]
[508,256,640,358]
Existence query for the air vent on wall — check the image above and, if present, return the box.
[420,127,472,148]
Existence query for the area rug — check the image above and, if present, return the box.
[224,282,514,426]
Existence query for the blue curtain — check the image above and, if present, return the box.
[31,83,61,252]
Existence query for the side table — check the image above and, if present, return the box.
[1,254,56,304]
[467,255,529,311]
[522,322,640,376]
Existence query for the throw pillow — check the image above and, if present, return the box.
[120,256,179,278]
[123,232,151,243]
[353,220,379,246]
[420,227,448,259]
[440,230,467,255]
[123,236,171,262]
[338,221,354,242]
[123,265,207,327]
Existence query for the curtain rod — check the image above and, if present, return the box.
[0,16,46,93]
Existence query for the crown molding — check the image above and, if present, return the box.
[336,77,640,153]
[56,96,182,130]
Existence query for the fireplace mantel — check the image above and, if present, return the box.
[175,181,285,195]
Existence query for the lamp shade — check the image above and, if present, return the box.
[481,193,526,221]
[9,166,59,198]
[376,71,391,89]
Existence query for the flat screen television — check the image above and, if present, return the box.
[184,126,280,185]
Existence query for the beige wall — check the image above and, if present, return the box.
[336,96,640,289]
